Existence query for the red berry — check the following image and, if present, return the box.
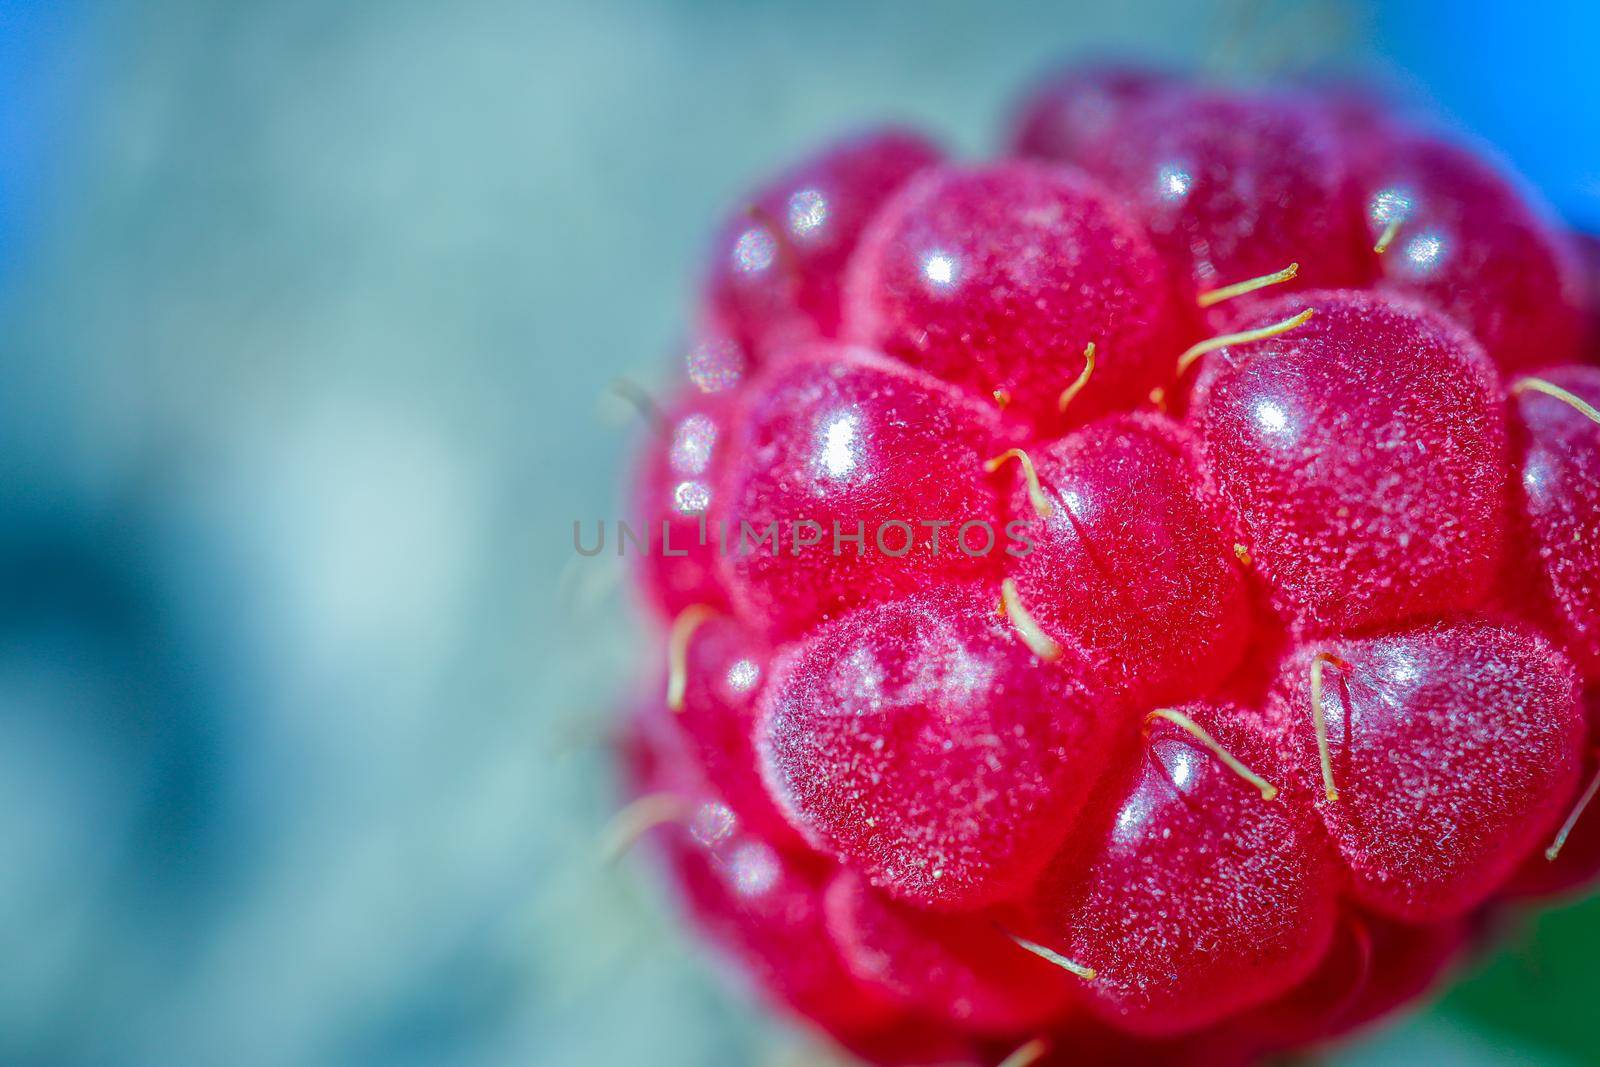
[718,346,1004,636]
[706,129,941,359]
[1510,365,1600,679]
[1266,619,1584,921]
[842,161,1183,429]
[617,67,1600,1063]
[1059,88,1370,311]
[1352,127,1587,376]
[998,413,1251,703]
[827,1017,979,1067]
[1289,78,1406,144]
[1009,62,1179,165]
[1027,702,1338,1036]
[823,867,1078,1033]
[757,584,1124,910]
[1194,289,1508,635]
[630,386,741,617]
[681,322,752,395]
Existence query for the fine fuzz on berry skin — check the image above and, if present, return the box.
[718,346,1004,636]
[1028,702,1337,1037]
[617,61,1600,1067]
[705,129,942,359]
[619,703,906,1037]
[999,414,1251,704]
[1510,365,1600,680]
[1347,126,1587,376]
[843,161,1183,429]
[1040,89,1371,313]
[1505,689,1600,901]
[1195,289,1509,636]
[1266,620,1584,922]
[757,584,1125,911]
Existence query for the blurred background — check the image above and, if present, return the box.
[2,1,1598,1064]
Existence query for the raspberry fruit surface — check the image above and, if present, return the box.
[616,63,1600,1065]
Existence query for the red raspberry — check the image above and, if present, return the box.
[1009,62,1179,166]
[612,63,1600,1066]
[1577,232,1600,347]
[1025,702,1337,1036]
[630,383,742,617]
[667,612,801,847]
[1504,689,1600,901]
[617,701,900,1035]
[1232,908,1472,1052]
[823,867,1078,1033]
[1509,365,1600,678]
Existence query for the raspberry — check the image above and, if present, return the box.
[1510,365,1600,678]
[1504,688,1600,901]
[1232,908,1471,1052]
[1025,702,1337,1036]
[1009,62,1179,166]
[613,62,1600,1066]
[630,384,742,617]
[1577,232,1600,346]
[823,867,1078,1033]
[668,611,800,847]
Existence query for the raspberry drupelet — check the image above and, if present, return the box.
[705,129,942,360]
[843,161,1183,431]
[612,61,1600,1066]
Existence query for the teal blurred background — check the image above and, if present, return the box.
[1,1,1597,1064]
